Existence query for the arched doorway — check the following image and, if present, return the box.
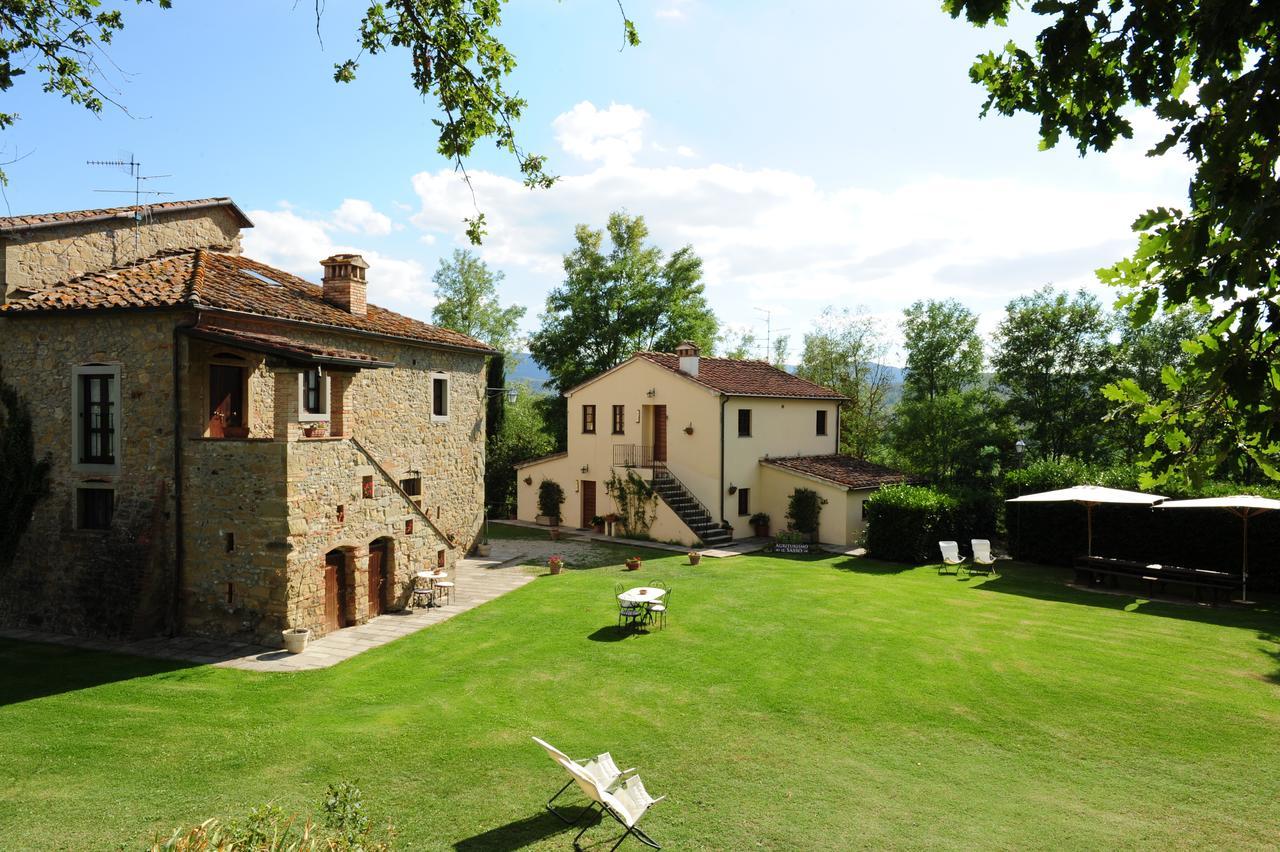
[324,549,350,632]
[367,538,392,617]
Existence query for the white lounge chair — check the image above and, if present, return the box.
[557,755,664,850]
[938,540,965,575]
[531,737,634,824]
[966,539,997,576]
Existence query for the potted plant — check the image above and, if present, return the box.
[591,515,605,534]
[548,555,565,575]
[749,512,771,538]
[302,423,328,438]
[604,512,621,536]
[688,550,701,565]
[625,556,642,571]
[282,626,310,654]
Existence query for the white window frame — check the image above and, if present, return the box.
[74,481,116,532]
[297,366,331,422]
[431,372,450,422]
[71,363,122,475]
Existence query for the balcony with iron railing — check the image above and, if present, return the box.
[612,443,661,468]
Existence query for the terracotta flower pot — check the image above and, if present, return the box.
[626,559,641,571]
[689,553,701,565]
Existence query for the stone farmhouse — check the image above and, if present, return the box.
[515,343,914,547]
[0,198,493,645]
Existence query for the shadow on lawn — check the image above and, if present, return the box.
[830,555,915,575]
[587,625,651,642]
[454,808,598,851]
[973,563,1280,634]
[0,639,198,707]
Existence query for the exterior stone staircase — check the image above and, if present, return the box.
[651,467,733,547]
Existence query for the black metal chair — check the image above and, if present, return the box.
[616,582,643,628]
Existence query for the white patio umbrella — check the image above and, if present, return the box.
[1006,485,1168,558]
[1155,495,1280,603]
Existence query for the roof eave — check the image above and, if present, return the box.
[0,198,254,236]
[182,326,395,369]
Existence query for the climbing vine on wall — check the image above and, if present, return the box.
[0,368,50,572]
[605,471,658,538]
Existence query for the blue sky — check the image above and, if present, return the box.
[2,1,1191,363]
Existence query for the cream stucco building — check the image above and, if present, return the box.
[515,343,914,547]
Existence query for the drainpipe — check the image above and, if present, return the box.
[170,318,193,635]
[718,395,727,527]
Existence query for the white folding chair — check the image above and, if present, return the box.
[938,540,965,575]
[532,737,634,824]
[558,756,664,850]
[965,539,997,576]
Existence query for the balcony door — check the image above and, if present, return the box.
[652,405,668,463]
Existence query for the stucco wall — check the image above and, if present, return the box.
[515,356,841,544]
[1,206,244,299]
[757,466,853,546]
[0,310,183,636]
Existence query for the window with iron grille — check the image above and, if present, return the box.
[75,368,118,467]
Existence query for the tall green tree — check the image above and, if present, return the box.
[718,328,758,360]
[484,383,555,519]
[946,0,1280,483]
[796,306,892,459]
[430,249,525,357]
[891,300,1002,483]
[992,287,1115,462]
[528,211,718,393]
[0,370,49,570]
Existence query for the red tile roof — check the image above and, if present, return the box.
[0,249,495,353]
[761,454,922,490]
[636,352,848,400]
[0,198,253,233]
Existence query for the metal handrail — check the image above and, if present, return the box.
[652,462,720,529]
[612,443,656,468]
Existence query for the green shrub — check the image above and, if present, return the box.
[149,781,392,851]
[863,485,998,563]
[537,479,565,520]
[0,371,50,572]
[786,488,827,537]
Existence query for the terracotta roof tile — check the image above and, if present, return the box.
[0,198,252,233]
[761,454,922,490]
[636,352,848,400]
[0,249,495,353]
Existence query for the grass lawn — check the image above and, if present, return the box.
[4,541,1280,850]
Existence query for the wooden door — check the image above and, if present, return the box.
[367,541,386,617]
[324,551,344,632]
[208,364,245,437]
[581,480,596,528]
[653,405,668,463]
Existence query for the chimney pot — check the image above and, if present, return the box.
[320,253,369,316]
[675,340,700,377]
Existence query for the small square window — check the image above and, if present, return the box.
[437,549,446,569]
[405,518,414,535]
[737,488,751,516]
[400,477,422,496]
[816,409,828,436]
[583,404,596,434]
[76,487,114,530]
[362,475,374,499]
[738,409,752,437]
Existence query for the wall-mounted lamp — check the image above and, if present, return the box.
[487,386,519,403]
[683,423,694,435]
[727,484,738,495]
[523,475,533,485]
[646,388,657,398]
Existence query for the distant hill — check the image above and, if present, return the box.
[505,353,905,399]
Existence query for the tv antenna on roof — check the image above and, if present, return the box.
[754,307,790,363]
[87,154,173,264]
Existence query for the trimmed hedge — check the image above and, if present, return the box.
[864,485,996,563]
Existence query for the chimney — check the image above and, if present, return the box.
[320,253,369,316]
[675,340,700,377]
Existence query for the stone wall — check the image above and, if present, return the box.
[0,310,184,636]
[1,206,244,300]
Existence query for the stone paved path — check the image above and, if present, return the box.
[0,552,538,673]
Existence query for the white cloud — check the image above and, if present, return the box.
[552,101,649,166]
[408,154,1177,360]
[331,198,395,236]
[676,145,696,158]
[242,206,435,319]
[656,0,693,19]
